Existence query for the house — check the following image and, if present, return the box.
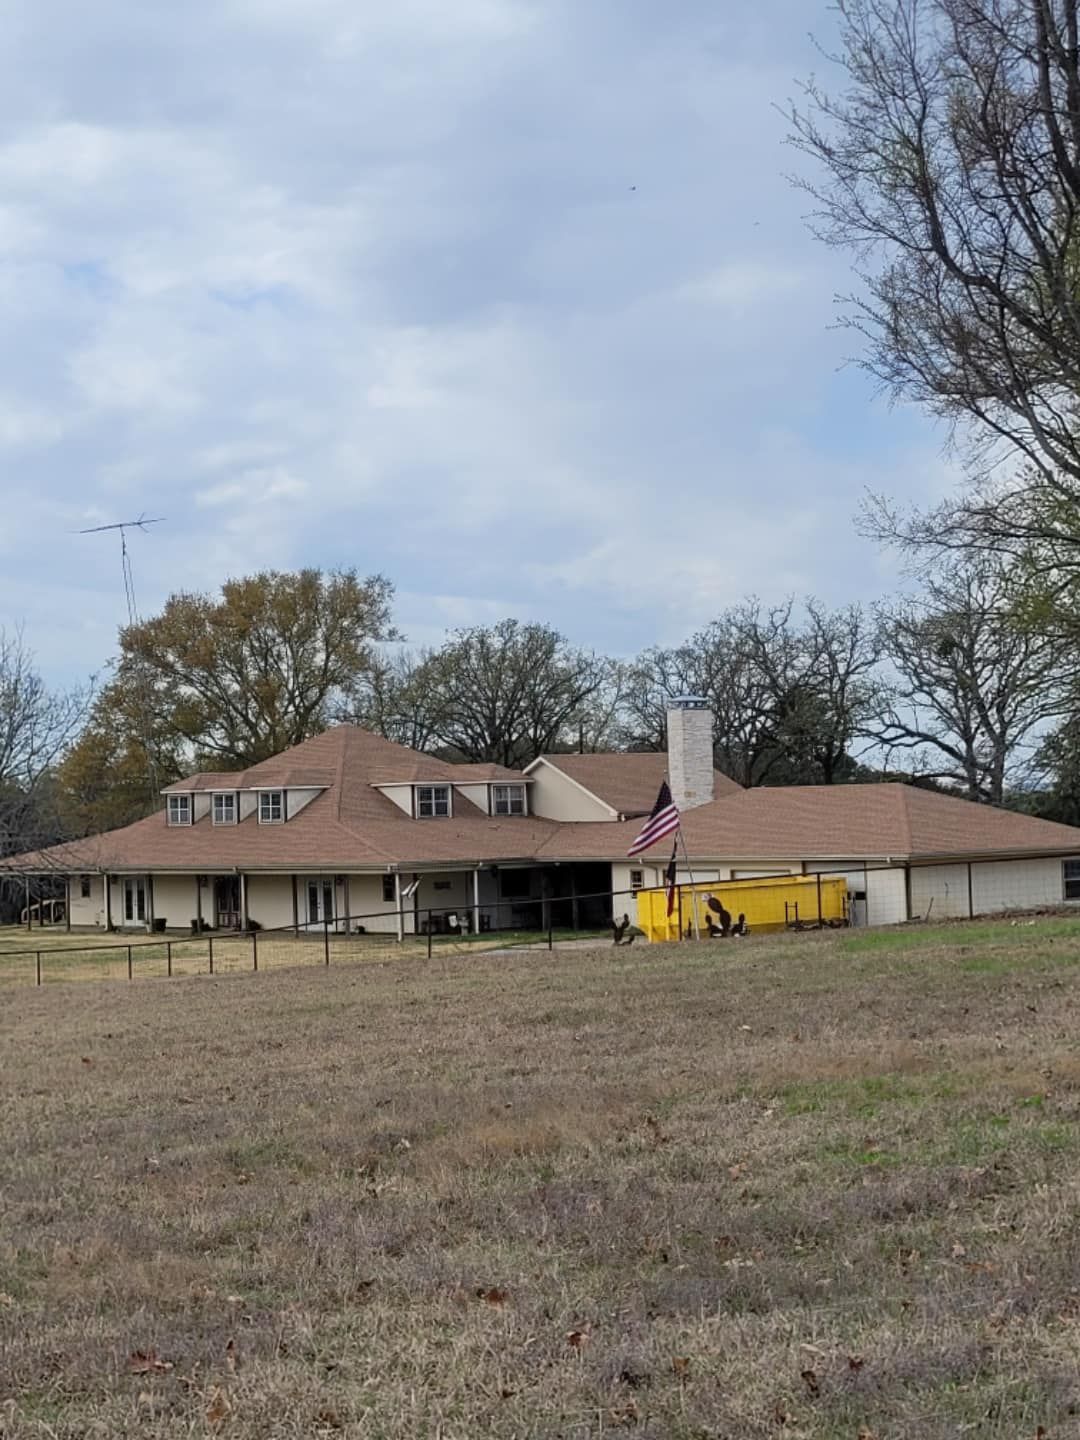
[6,698,1080,934]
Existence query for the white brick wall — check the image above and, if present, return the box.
[910,863,971,920]
[667,706,715,811]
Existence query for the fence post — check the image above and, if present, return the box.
[252,930,258,971]
[324,918,330,967]
[427,919,432,960]
[547,914,554,951]
[127,945,133,981]
[167,941,173,978]
[36,951,41,987]
[208,935,214,975]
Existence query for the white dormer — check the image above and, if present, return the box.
[415,784,451,818]
[166,794,192,826]
[212,792,238,825]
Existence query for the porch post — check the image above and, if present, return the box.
[240,872,249,930]
[570,867,579,934]
[291,874,299,936]
[343,874,352,936]
[540,870,551,933]
[104,873,113,931]
[65,876,71,932]
[395,872,404,943]
[24,876,31,931]
[146,874,155,930]
[472,867,481,934]
[195,876,203,932]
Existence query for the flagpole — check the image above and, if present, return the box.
[679,823,705,944]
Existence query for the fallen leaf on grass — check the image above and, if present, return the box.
[314,1408,342,1432]
[608,1401,639,1426]
[728,1163,746,1181]
[951,1241,967,1259]
[225,1339,237,1373]
[127,1348,173,1375]
[848,1355,866,1372]
[671,1356,691,1379]
[566,1329,589,1349]
[206,1386,231,1426]
[772,1401,793,1426]
[81,1057,93,1066]
[800,1368,819,1397]
[478,1287,509,1306]
[857,1429,878,1440]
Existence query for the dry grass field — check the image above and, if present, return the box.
[4,919,1080,1438]
[0,925,608,986]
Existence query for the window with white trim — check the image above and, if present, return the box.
[80,875,92,899]
[629,869,644,892]
[1065,859,1080,901]
[212,792,237,825]
[492,783,526,816]
[167,794,192,826]
[382,875,396,903]
[258,790,284,824]
[416,785,450,818]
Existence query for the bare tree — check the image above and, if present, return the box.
[0,629,90,847]
[349,648,446,754]
[870,558,1063,800]
[393,620,613,768]
[621,601,880,786]
[788,0,1080,570]
[0,630,92,918]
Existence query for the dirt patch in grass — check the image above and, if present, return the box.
[4,921,1080,1436]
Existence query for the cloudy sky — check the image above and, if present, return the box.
[1,0,952,685]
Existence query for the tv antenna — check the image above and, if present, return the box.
[78,513,166,802]
[78,514,165,627]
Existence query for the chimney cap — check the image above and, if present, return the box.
[668,694,711,710]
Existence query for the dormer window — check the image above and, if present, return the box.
[416,784,450,818]
[212,792,237,826]
[167,794,192,827]
[492,784,526,816]
[258,790,284,824]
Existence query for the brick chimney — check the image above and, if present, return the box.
[666,696,715,811]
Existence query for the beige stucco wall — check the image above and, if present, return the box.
[68,875,106,927]
[375,785,413,816]
[151,874,199,929]
[246,874,295,930]
[527,762,613,821]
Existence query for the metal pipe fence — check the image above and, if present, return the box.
[0,886,641,988]
[1,858,1011,989]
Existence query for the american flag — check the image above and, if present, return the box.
[627,780,681,857]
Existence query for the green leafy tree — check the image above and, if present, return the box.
[58,569,397,831]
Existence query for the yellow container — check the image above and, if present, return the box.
[633,874,848,942]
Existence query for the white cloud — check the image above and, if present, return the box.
[0,0,948,682]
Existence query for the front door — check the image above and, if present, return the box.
[123,877,146,925]
[214,876,241,929]
[307,879,335,927]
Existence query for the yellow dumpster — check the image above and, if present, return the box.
[633,874,848,942]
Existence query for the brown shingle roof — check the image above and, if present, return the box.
[535,751,742,816]
[7,727,1080,874]
[624,784,1080,863]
